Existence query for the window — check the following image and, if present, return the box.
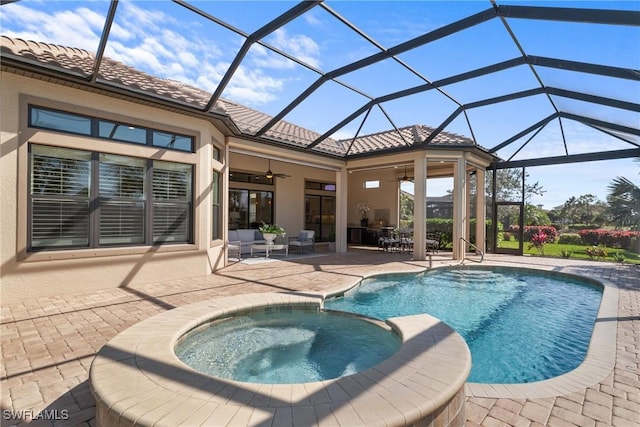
[99,121,146,144]
[30,145,91,248]
[152,161,192,243]
[29,144,193,251]
[99,154,146,245]
[212,145,221,161]
[305,181,336,192]
[29,106,194,152]
[212,171,221,240]
[152,130,193,151]
[30,107,91,136]
[229,189,273,229]
[229,170,273,185]
[364,180,380,189]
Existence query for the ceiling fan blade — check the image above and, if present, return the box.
[265,159,290,178]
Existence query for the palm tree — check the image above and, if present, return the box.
[607,159,640,253]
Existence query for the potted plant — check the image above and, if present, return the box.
[259,222,286,244]
[356,202,371,227]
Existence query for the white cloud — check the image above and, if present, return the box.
[0,3,102,50]
[2,1,318,108]
[224,67,284,105]
[271,28,320,68]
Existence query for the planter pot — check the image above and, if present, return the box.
[262,233,277,244]
[360,218,368,227]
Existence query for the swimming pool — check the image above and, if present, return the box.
[324,266,603,384]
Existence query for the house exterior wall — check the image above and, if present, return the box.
[0,73,225,302]
[348,168,400,227]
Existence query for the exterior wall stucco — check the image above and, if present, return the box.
[348,168,400,227]
[0,73,225,302]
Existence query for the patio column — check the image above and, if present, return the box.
[466,171,472,252]
[452,157,467,260]
[475,167,486,254]
[336,167,348,253]
[413,156,427,260]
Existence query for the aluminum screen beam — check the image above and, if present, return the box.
[527,56,640,81]
[496,4,640,26]
[492,148,640,169]
[204,1,321,111]
[90,0,118,84]
[255,7,497,138]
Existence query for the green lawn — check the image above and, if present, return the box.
[497,240,640,265]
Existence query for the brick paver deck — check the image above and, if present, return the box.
[1,250,638,426]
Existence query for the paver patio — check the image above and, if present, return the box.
[1,250,638,426]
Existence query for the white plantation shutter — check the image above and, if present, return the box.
[29,145,194,250]
[99,155,146,245]
[30,146,91,248]
[152,161,192,243]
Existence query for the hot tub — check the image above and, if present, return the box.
[90,293,471,426]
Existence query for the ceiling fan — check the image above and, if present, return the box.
[398,165,413,183]
[265,159,290,179]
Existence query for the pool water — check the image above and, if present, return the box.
[175,309,401,384]
[324,267,602,384]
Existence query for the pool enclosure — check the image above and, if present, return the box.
[1,1,638,300]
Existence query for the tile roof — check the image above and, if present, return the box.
[1,36,481,158]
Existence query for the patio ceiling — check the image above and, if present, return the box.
[1,0,639,168]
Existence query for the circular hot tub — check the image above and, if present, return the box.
[90,293,471,427]
[175,308,401,384]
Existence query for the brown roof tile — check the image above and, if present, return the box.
[1,36,479,157]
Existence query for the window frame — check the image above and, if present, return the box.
[28,144,194,252]
[29,105,195,153]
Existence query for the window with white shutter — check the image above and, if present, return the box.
[30,145,91,249]
[99,154,146,245]
[152,161,192,243]
[28,144,194,251]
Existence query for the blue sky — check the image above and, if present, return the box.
[1,0,638,209]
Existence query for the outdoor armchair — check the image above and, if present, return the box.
[288,230,315,253]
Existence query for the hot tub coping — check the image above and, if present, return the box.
[91,292,471,427]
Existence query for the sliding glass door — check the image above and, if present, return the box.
[305,195,335,242]
[229,189,273,229]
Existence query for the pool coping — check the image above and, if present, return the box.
[319,263,620,400]
[90,292,472,427]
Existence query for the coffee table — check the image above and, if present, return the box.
[250,243,288,258]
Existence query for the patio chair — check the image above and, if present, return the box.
[378,228,400,252]
[426,232,440,253]
[288,230,315,253]
[227,240,242,260]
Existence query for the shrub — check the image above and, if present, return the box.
[578,229,640,250]
[511,225,558,243]
[528,231,548,254]
[585,245,608,261]
[611,252,625,263]
[558,233,582,245]
[561,248,573,259]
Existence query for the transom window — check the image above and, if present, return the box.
[29,105,194,152]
